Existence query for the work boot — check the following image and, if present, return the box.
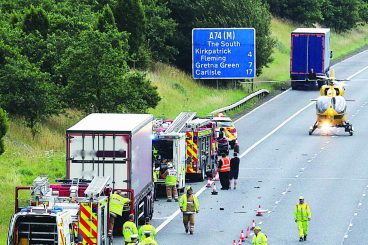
[304,235,307,241]
[190,230,193,235]
[174,198,179,202]
[299,237,303,242]
[185,227,189,233]
[167,199,172,202]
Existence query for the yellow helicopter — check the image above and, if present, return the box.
[308,69,354,136]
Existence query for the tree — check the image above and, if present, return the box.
[120,71,161,113]
[168,0,274,75]
[142,0,178,62]
[113,0,151,69]
[322,0,361,33]
[266,0,323,26]
[0,108,9,154]
[58,29,129,113]
[22,5,49,37]
[97,4,116,32]
[0,44,60,137]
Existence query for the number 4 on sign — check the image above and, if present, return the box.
[248,51,252,57]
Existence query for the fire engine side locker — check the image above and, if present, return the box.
[66,114,154,225]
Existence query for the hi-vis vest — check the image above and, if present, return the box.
[165,168,177,186]
[179,194,199,213]
[219,157,230,172]
[252,231,268,245]
[109,194,130,216]
[294,203,311,221]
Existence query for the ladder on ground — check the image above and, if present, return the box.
[164,112,197,133]
[84,176,110,198]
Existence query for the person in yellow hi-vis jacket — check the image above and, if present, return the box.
[252,226,268,245]
[294,196,311,242]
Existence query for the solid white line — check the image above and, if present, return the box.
[156,51,368,234]
[239,101,314,159]
[234,89,290,123]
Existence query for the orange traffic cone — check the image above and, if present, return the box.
[206,178,211,187]
[245,226,250,239]
[256,205,263,216]
[212,170,219,181]
[238,239,242,245]
[232,240,236,245]
[240,230,245,241]
[251,220,256,230]
[211,183,218,195]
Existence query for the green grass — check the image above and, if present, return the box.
[2,18,368,243]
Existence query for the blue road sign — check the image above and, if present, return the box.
[192,28,256,79]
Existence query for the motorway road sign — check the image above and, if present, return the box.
[192,28,256,79]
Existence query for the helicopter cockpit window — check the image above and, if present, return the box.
[316,96,330,113]
[333,96,346,114]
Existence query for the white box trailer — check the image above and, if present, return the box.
[66,113,154,224]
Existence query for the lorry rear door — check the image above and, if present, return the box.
[307,35,324,73]
[67,134,129,190]
[291,34,308,74]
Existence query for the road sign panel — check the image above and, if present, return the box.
[192,28,256,79]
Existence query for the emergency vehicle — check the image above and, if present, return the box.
[152,112,196,190]
[185,118,217,180]
[211,113,237,149]
[8,176,116,245]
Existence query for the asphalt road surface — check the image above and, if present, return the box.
[115,49,368,245]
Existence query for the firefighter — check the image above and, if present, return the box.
[139,230,158,245]
[229,152,240,189]
[179,186,199,235]
[164,162,178,202]
[294,196,311,241]
[219,127,225,139]
[252,226,268,245]
[218,153,230,190]
[138,217,157,241]
[123,214,138,245]
[109,190,131,235]
[153,167,159,201]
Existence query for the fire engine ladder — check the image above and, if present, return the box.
[69,178,80,198]
[165,112,196,133]
[84,176,110,198]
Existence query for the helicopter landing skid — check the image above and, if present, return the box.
[308,122,318,135]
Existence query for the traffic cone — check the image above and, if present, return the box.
[251,220,256,230]
[256,205,263,216]
[211,183,218,195]
[232,240,236,245]
[214,171,219,181]
[240,230,245,241]
[206,178,211,187]
[245,226,250,239]
[238,239,242,245]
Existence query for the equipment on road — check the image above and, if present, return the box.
[290,28,332,90]
[240,229,245,241]
[245,226,250,239]
[251,220,256,230]
[211,183,218,195]
[66,114,155,229]
[206,178,211,187]
[8,176,113,245]
[309,70,354,135]
[256,205,263,216]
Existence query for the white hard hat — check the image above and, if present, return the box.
[167,162,173,168]
[299,196,304,200]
